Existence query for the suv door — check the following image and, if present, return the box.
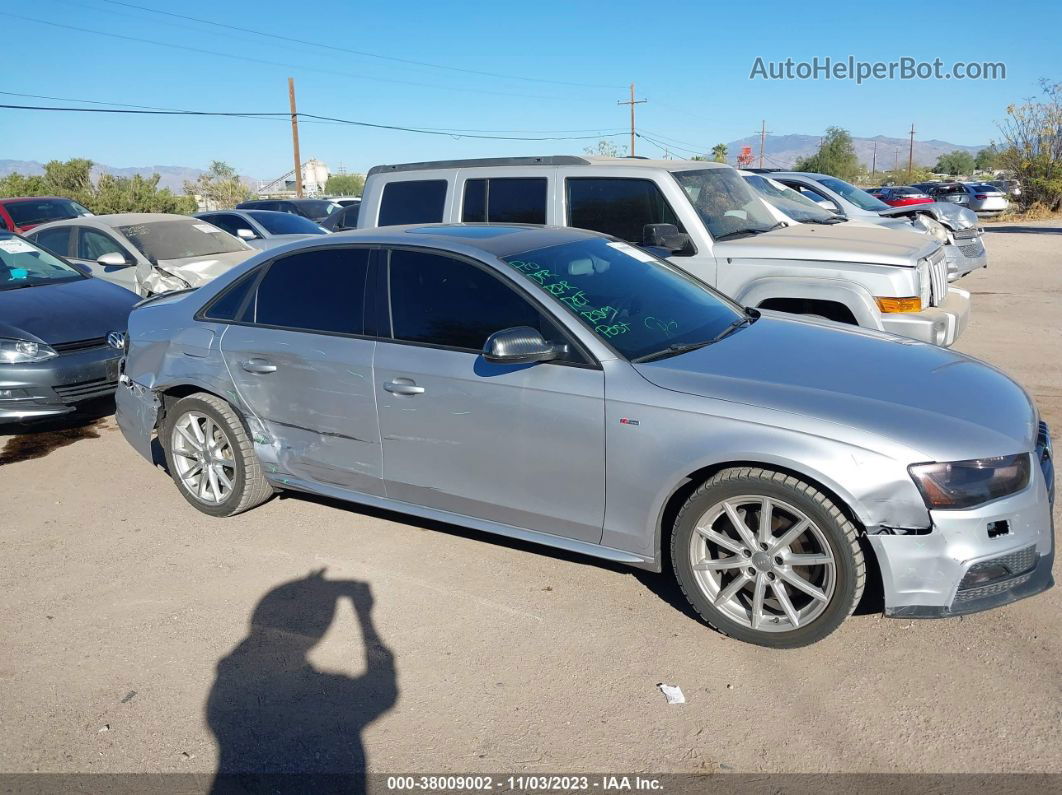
[374,247,605,542]
[217,246,382,494]
[71,226,139,291]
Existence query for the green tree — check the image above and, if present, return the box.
[711,143,728,163]
[184,161,251,209]
[324,173,365,196]
[96,173,195,214]
[996,79,1062,211]
[583,139,627,158]
[974,146,999,172]
[793,127,861,181]
[934,150,976,176]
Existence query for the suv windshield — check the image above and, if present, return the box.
[672,168,781,240]
[118,220,246,261]
[501,236,743,361]
[743,174,840,224]
[247,211,327,235]
[815,177,890,212]
[0,234,84,290]
[6,199,91,227]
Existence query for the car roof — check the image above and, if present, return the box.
[366,155,728,176]
[0,196,74,203]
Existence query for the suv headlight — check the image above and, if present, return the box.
[909,454,1031,510]
[916,259,931,308]
[0,338,58,364]
[914,215,949,243]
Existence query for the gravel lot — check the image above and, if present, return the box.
[1,221,1060,778]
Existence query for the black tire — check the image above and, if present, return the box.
[671,467,865,648]
[162,392,273,517]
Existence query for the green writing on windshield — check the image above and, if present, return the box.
[507,259,634,340]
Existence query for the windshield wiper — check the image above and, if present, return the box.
[714,221,786,241]
[0,282,36,291]
[633,309,759,363]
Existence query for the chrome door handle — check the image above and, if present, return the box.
[240,358,277,374]
[383,379,425,395]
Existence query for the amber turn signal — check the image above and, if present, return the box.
[875,296,923,313]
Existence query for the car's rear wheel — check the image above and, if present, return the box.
[671,467,864,648]
[163,392,273,517]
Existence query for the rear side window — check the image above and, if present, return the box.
[462,177,547,224]
[378,180,447,226]
[566,178,681,244]
[387,249,571,354]
[201,270,259,321]
[251,248,370,334]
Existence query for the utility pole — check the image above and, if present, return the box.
[907,123,916,181]
[758,120,768,169]
[871,141,877,179]
[288,77,303,198]
[617,83,646,157]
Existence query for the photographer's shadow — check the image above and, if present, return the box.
[207,571,397,792]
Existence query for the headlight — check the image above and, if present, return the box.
[0,338,58,364]
[916,259,931,308]
[909,454,1031,510]
[914,215,949,243]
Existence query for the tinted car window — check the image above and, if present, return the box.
[333,205,360,229]
[462,178,547,224]
[388,249,570,354]
[251,247,369,334]
[5,199,90,227]
[31,226,72,256]
[247,211,326,235]
[200,214,249,237]
[566,178,682,245]
[202,269,260,321]
[379,180,447,226]
[78,228,127,260]
[291,200,340,220]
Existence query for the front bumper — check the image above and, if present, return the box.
[943,237,988,282]
[869,449,1055,618]
[0,345,123,422]
[879,286,971,347]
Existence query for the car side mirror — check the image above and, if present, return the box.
[642,223,691,253]
[97,251,131,267]
[815,199,840,212]
[236,228,257,240]
[483,326,565,365]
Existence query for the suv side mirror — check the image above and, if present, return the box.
[642,223,691,254]
[236,228,257,240]
[97,251,131,267]
[483,326,565,365]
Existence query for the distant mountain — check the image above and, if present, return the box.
[0,160,258,192]
[721,133,988,170]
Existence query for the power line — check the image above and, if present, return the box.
[0,103,629,142]
[95,0,623,90]
[0,13,594,103]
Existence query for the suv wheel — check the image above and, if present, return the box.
[163,392,273,517]
[671,467,865,648]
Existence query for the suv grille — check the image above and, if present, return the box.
[53,337,109,353]
[927,248,948,307]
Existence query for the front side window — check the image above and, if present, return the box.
[379,180,447,226]
[462,177,547,224]
[118,220,246,261]
[78,228,127,260]
[566,178,683,247]
[250,248,369,334]
[501,237,743,361]
[672,168,780,240]
[0,234,85,290]
[387,249,573,356]
[814,177,890,212]
[200,214,248,237]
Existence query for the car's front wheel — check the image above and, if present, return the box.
[163,392,273,517]
[671,467,865,648]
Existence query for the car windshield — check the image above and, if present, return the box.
[0,234,84,290]
[672,168,781,239]
[5,199,92,227]
[298,200,341,218]
[118,219,246,261]
[815,177,891,212]
[247,211,327,235]
[501,236,743,361]
[743,174,839,223]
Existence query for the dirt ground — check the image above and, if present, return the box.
[1,222,1060,778]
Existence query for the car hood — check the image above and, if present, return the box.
[0,277,138,344]
[879,202,978,230]
[713,222,937,267]
[155,249,255,287]
[633,314,1037,461]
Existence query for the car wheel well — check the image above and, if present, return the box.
[157,385,244,435]
[658,460,866,571]
[757,298,857,324]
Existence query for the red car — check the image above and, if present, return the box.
[0,196,93,233]
[867,186,935,207]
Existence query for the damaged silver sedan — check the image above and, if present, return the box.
[115,225,1053,647]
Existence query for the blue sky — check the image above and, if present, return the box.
[1,0,1058,179]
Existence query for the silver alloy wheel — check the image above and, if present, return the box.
[688,495,836,632]
[170,410,237,505]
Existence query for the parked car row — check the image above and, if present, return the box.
[871,181,1014,215]
[4,156,1051,648]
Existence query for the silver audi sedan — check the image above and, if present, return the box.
[115,225,1054,647]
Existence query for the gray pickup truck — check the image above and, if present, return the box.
[357,156,969,346]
